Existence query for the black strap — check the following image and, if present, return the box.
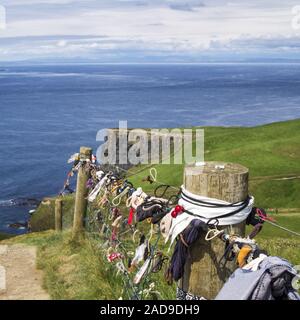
[181,188,249,208]
[183,196,251,221]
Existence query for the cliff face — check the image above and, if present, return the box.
[0,233,13,241]
[30,195,75,232]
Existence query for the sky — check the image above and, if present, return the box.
[0,0,300,62]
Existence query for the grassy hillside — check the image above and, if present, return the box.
[0,233,14,241]
[128,119,300,208]
[30,195,75,232]
[30,119,300,233]
[3,213,300,300]
[5,119,299,300]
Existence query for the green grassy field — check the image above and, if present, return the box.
[128,119,300,208]
[1,119,300,300]
[3,212,300,300]
[30,194,75,232]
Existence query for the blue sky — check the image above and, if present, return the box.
[0,0,299,62]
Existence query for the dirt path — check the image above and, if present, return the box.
[0,244,49,300]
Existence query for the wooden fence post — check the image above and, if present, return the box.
[55,198,63,231]
[179,161,249,299]
[72,146,92,239]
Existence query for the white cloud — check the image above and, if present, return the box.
[56,39,67,47]
[0,0,299,61]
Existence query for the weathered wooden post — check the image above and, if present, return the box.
[55,198,63,231]
[179,161,249,299]
[72,147,92,239]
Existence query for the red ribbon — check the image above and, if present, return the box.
[257,208,276,222]
[128,207,135,225]
[107,253,123,263]
[111,228,117,241]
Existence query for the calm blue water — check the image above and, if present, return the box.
[0,63,300,234]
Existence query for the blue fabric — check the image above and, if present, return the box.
[215,256,300,300]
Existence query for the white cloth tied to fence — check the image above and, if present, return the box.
[88,175,108,202]
[166,186,254,246]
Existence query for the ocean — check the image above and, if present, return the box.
[0,63,300,234]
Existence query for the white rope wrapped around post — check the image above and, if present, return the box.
[165,185,254,246]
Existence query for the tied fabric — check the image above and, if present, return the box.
[88,174,108,202]
[133,258,151,285]
[176,287,206,300]
[215,256,300,300]
[160,212,173,239]
[179,185,254,225]
[136,198,169,224]
[107,253,123,263]
[130,187,148,209]
[166,186,254,246]
[128,207,135,225]
[130,236,148,268]
[169,219,208,281]
[111,228,117,241]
